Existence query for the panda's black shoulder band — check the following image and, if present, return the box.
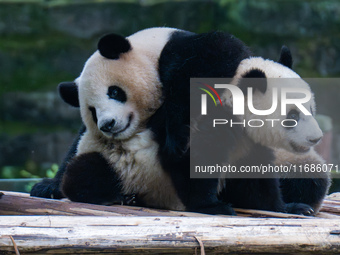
[98,33,132,60]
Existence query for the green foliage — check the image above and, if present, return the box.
[0,120,75,135]
[46,164,59,178]
[0,162,59,193]
[0,0,207,6]
[0,33,93,96]
[24,181,37,193]
[0,163,59,179]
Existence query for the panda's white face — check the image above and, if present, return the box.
[76,27,177,140]
[225,57,323,153]
[78,67,141,140]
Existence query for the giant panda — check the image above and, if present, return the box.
[151,35,320,215]
[31,27,320,215]
[30,27,180,202]
[219,53,330,214]
[32,27,247,215]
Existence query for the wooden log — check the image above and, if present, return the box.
[320,193,340,216]
[325,192,340,201]
[0,191,209,217]
[1,216,340,254]
[320,203,340,215]
[234,208,309,219]
[0,191,316,218]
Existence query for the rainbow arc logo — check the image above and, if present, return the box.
[199,83,223,106]
[199,83,223,115]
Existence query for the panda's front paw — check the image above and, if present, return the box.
[285,202,315,216]
[122,194,139,206]
[30,178,64,199]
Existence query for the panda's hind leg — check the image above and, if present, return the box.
[61,152,130,205]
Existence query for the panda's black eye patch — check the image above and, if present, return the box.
[287,109,300,122]
[108,86,127,103]
[284,109,300,130]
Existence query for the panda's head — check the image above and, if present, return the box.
[59,28,176,140]
[224,46,323,153]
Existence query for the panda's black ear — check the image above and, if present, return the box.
[278,45,293,69]
[98,33,132,60]
[238,69,267,95]
[58,82,79,107]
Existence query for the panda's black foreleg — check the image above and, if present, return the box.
[61,152,128,205]
[221,143,315,215]
[168,165,235,215]
[280,176,330,213]
[161,112,236,215]
[222,178,315,215]
[182,106,238,215]
[222,178,286,212]
[30,125,86,199]
[30,176,64,199]
[222,143,287,212]
[187,179,235,215]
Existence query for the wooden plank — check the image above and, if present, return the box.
[0,190,213,217]
[0,216,340,254]
[325,192,340,201]
[234,208,309,219]
[0,191,320,219]
[316,212,340,219]
[320,195,340,215]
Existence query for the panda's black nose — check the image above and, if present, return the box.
[308,137,322,145]
[100,119,116,133]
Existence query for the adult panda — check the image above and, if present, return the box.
[31,27,246,215]
[31,27,320,215]
[30,27,178,201]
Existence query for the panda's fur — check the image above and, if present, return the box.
[274,148,330,213]
[31,27,328,215]
[225,57,323,153]
[150,31,322,215]
[220,54,330,213]
[63,27,187,210]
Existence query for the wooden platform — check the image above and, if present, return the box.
[1,191,340,254]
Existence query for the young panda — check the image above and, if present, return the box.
[151,36,316,215]
[220,50,330,214]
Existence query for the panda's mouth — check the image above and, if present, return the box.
[112,113,133,136]
[289,142,310,153]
